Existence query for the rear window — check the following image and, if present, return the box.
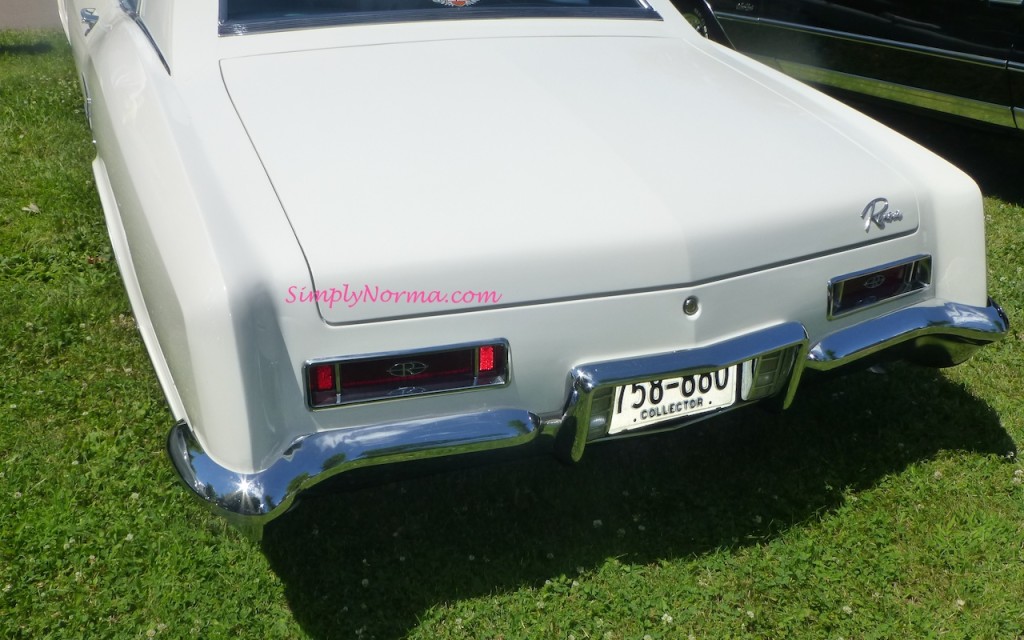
[220,0,659,34]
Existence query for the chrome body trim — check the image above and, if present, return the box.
[80,8,99,36]
[169,300,1007,537]
[776,61,1017,129]
[80,74,93,131]
[168,408,541,539]
[728,17,1010,70]
[808,298,1009,370]
[119,0,169,74]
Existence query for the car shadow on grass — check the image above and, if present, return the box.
[0,41,54,56]
[260,362,1014,639]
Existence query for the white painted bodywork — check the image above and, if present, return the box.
[62,0,992,479]
[222,36,927,325]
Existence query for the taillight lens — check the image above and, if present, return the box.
[829,256,931,318]
[312,364,335,392]
[306,341,509,408]
[478,345,496,373]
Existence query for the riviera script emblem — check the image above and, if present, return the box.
[861,197,903,232]
[388,361,428,377]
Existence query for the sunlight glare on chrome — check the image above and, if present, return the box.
[234,476,266,512]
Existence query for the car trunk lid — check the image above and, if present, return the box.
[221,34,920,324]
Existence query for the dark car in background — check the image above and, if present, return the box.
[708,0,1024,130]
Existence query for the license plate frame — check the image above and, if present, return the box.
[608,365,738,435]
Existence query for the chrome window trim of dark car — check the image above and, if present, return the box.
[669,0,732,45]
[1015,61,1024,128]
[776,59,1017,129]
[730,17,1013,70]
[727,16,1019,129]
[712,1,1023,130]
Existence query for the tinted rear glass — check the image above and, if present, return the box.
[221,0,659,34]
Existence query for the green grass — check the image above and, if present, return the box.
[1,30,1022,640]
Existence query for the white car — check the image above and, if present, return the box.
[60,0,1007,538]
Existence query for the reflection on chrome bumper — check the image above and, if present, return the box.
[168,298,1007,538]
[168,409,541,539]
[557,322,810,464]
[807,298,1009,370]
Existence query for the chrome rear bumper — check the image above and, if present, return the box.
[807,298,1009,370]
[168,409,541,540]
[168,298,1008,539]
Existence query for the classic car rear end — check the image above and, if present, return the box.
[61,0,1007,538]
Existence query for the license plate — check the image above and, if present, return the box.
[608,366,737,435]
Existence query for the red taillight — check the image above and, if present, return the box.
[308,364,338,407]
[478,345,495,372]
[312,364,335,392]
[306,341,509,408]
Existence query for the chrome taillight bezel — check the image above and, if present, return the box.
[304,339,510,409]
[828,255,931,319]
